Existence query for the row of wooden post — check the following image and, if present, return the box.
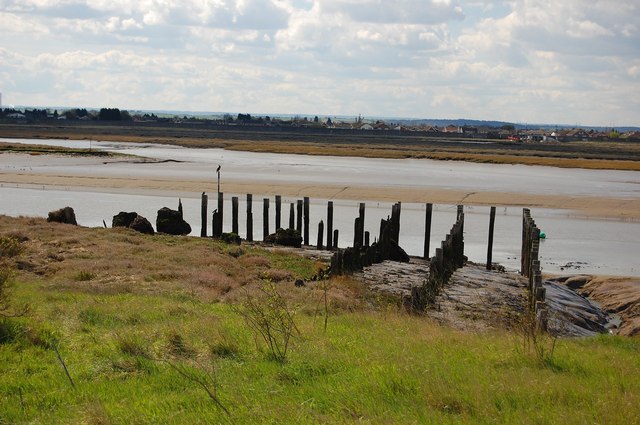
[201,194,500,270]
[201,192,340,249]
[521,208,547,330]
[408,207,466,311]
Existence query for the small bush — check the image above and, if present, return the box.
[0,236,24,258]
[235,280,299,362]
[220,232,241,245]
[514,304,558,365]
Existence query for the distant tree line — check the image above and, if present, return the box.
[98,108,132,121]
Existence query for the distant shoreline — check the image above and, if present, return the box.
[1,122,640,171]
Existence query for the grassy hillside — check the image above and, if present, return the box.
[1,216,639,424]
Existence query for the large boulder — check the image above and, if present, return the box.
[130,216,155,235]
[112,211,138,228]
[156,207,191,235]
[47,207,77,225]
[112,211,155,235]
[265,228,302,248]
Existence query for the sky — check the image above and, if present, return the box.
[0,0,638,126]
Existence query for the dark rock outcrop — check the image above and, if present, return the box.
[265,228,302,248]
[112,211,138,228]
[130,216,155,235]
[156,207,191,235]
[47,207,77,225]
[112,211,155,235]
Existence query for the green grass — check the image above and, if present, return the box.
[1,279,639,424]
[1,216,638,423]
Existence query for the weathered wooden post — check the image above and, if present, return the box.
[333,229,339,249]
[201,192,208,237]
[303,196,310,246]
[364,231,370,247]
[232,196,239,235]
[217,192,224,236]
[317,220,324,250]
[353,217,361,248]
[275,195,282,231]
[357,202,365,247]
[246,194,253,242]
[327,201,334,250]
[263,198,269,241]
[289,203,295,230]
[486,206,496,270]
[390,202,401,243]
[296,200,303,236]
[424,203,433,259]
[521,208,529,275]
[211,211,220,238]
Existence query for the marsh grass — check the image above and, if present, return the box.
[1,215,639,424]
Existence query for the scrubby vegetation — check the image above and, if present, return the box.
[0,215,639,424]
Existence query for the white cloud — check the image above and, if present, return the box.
[0,0,639,125]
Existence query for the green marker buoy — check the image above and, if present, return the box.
[540,231,546,239]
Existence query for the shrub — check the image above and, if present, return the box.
[235,280,299,362]
[0,236,23,258]
[514,303,558,365]
[220,232,241,245]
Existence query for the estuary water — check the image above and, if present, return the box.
[1,138,639,276]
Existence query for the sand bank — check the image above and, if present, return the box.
[2,169,640,220]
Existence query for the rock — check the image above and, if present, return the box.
[112,212,154,235]
[130,216,155,235]
[156,207,191,235]
[563,275,591,290]
[112,212,138,228]
[295,279,305,287]
[47,207,77,225]
[565,276,640,337]
[265,228,302,248]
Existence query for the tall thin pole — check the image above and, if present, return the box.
[216,165,221,194]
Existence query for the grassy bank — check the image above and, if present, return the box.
[2,123,640,170]
[1,216,639,424]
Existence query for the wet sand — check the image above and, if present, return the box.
[2,167,639,220]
